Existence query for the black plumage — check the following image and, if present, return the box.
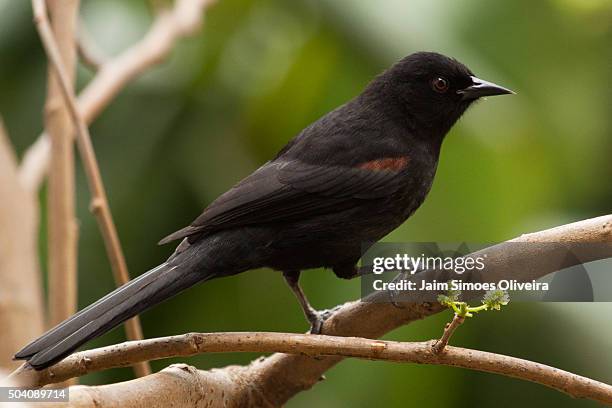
[15,52,513,369]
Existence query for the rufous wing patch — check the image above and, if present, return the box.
[358,156,409,171]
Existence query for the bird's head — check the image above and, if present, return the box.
[368,52,514,140]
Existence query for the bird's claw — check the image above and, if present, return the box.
[307,307,338,334]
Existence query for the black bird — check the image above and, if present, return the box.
[15,52,513,369]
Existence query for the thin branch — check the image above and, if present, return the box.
[242,214,612,406]
[42,0,79,386]
[0,118,45,370]
[76,0,215,122]
[18,0,216,191]
[10,332,612,404]
[32,0,150,377]
[432,314,464,353]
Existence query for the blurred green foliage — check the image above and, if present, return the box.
[0,0,610,406]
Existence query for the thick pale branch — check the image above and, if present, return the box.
[19,0,216,191]
[32,0,150,377]
[44,364,257,408]
[0,119,45,370]
[11,332,612,404]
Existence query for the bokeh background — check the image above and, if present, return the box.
[1,0,611,406]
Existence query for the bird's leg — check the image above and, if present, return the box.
[282,270,331,334]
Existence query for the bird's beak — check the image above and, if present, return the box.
[458,76,515,100]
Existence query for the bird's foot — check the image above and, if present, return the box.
[307,309,333,334]
[306,306,340,334]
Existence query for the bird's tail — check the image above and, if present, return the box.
[14,261,205,370]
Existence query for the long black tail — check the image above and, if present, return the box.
[14,261,206,370]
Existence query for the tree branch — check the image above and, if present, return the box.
[32,0,150,378]
[11,332,612,405]
[0,118,45,370]
[17,135,50,194]
[43,3,80,368]
[18,0,216,191]
[9,215,612,405]
[432,314,464,353]
[241,214,612,405]
[0,370,38,408]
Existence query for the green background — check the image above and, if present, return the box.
[1,0,611,406]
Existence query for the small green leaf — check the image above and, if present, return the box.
[438,286,509,317]
[482,289,510,311]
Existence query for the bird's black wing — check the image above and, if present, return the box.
[158,158,408,244]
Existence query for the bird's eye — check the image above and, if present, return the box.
[431,77,449,93]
